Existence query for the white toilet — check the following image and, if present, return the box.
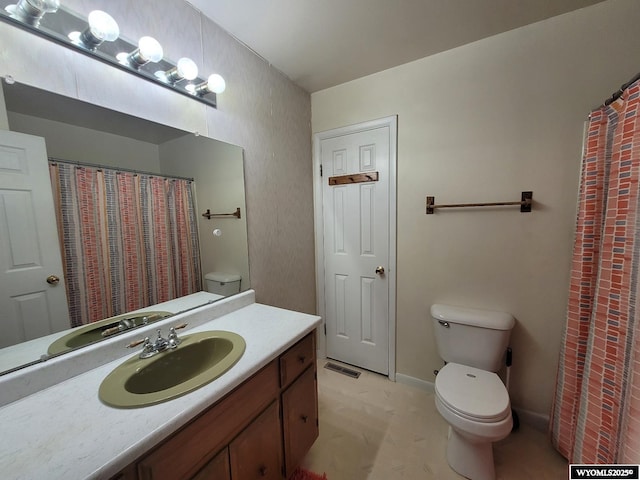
[430,304,515,480]
[205,272,241,297]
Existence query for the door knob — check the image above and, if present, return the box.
[46,275,60,285]
[375,266,385,275]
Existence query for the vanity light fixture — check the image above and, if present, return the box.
[0,2,224,107]
[188,73,226,96]
[117,36,164,69]
[155,57,198,84]
[68,10,119,50]
[5,0,59,26]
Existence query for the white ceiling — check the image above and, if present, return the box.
[187,0,605,93]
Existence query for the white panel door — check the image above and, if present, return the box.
[321,125,390,375]
[0,130,70,348]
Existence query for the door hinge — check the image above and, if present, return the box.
[320,164,323,177]
[323,324,326,335]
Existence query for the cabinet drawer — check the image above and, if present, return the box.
[279,332,315,388]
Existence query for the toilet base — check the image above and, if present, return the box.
[446,426,496,480]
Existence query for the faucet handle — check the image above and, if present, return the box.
[127,337,147,349]
[167,323,187,348]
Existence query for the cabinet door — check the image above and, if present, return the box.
[191,448,230,480]
[230,401,283,480]
[282,366,318,477]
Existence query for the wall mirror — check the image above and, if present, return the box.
[0,80,250,376]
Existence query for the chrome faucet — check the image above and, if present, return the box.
[127,323,187,359]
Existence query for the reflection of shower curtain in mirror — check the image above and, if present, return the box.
[48,162,202,327]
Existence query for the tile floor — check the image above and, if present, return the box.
[301,360,568,479]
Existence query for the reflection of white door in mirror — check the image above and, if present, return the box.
[0,130,70,348]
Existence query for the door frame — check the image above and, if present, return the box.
[312,115,397,381]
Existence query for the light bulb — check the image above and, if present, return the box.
[117,36,163,68]
[87,10,119,42]
[206,74,226,94]
[156,57,199,84]
[138,36,163,63]
[11,0,59,26]
[21,0,58,13]
[190,73,226,97]
[176,58,198,81]
[70,10,119,49]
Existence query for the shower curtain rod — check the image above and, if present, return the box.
[604,71,640,106]
[48,157,195,182]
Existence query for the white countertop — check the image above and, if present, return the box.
[0,294,321,480]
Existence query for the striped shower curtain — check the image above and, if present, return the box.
[49,162,202,328]
[550,79,640,462]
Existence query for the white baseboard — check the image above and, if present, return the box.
[395,373,549,432]
[512,407,549,433]
[396,373,435,392]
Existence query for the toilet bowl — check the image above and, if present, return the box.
[435,363,512,480]
[430,304,515,480]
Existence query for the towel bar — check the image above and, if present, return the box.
[202,207,242,219]
[426,191,532,214]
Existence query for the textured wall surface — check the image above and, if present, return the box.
[0,0,316,313]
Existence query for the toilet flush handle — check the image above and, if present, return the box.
[438,320,450,328]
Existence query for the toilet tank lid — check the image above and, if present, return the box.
[430,304,515,330]
[205,272,241,282]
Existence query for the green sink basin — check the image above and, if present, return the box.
[99,330,246,408]
[48,311,173,355]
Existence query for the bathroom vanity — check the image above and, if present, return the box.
[116,333,317,479]
[0,291,321,479]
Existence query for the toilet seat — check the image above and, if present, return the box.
[435,363,511,423]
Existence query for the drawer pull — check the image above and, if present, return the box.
[298,355,306,364]
[259,466,268,476]
[301,414,308,423]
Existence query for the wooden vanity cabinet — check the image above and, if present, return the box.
[115,332,317,480]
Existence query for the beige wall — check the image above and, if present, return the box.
[0,0,315,314]
[312,0,640,418]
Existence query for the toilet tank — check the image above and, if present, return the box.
[205,272,241,296]
[430,304,515,372]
